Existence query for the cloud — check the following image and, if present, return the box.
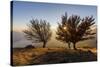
[13,31,32,48]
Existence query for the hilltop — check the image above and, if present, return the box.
[12,48,97,66]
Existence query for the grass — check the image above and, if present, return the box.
[12,47,97,66]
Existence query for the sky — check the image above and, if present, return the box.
[12,1,97,48]
[12,1,97,31]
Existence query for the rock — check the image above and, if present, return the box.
[25,45,35,49]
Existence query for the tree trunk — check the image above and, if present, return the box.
[68,42,71,49]
[43,42,46,48]
[73,43,77,50]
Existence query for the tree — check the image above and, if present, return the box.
[56,13,96,50]
[23,19,52,48]
[56,13,72,49]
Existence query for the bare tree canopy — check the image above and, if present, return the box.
[23,19,52,48]
[56,12,96,50]
[56,13,72,49]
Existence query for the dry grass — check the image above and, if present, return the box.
[12,47,97,66]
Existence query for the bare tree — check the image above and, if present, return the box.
[23,19,52,48]
[56,13,72,49]
[56,13,96,50]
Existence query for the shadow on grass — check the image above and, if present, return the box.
[12,48,97,66]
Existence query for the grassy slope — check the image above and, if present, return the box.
[12,48,97,66]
